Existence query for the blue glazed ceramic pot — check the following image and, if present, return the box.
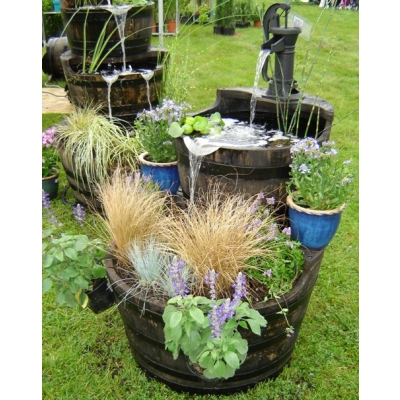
[42,168,60,200]
[139,152,180,194]
[287,194,345,250]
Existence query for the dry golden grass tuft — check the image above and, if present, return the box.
[95,169,171,265]
[160,186,278,296]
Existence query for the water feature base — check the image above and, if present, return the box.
[175,87,334,203]
[61,48,168,123]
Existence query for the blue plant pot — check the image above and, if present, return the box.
[287,194,345,250]
[139,152,180,194]
[42,168,60,200]
[53,0,60,12]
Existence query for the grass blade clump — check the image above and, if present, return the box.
[95,169,169,265]
[160,187,278,297]
[55,106,141,188]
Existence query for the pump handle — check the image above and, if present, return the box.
[263,3,291,42]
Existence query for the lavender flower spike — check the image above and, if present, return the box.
[72,204,85,227]
[232,272,248,307]
[169,256,188,297]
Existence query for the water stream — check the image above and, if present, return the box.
[101,72,119,118]
[139,70,155,109]
[250,50,270,127]
[107,5,133,72]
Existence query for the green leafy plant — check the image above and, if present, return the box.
[245,195,304,298]
[168,112,225,138]
[286,138,354,210]
[134,99,191,162]
[163,271,267,380]
[42,229,107,310]
[197,2,210,25]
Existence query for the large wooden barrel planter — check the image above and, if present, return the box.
[61,48,167,123]
[58,146,104,212]
[175,88,334,203]
[105,247,325,395]
[60,1,154,61]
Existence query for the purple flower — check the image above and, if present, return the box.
[42,127,56,148]
[282,227,291,236]
[169,256,188,297]
[231,272,248,307]
[72,204,85,227]
[42,190,61,226]
[204,269,219,301]
[299,163,311,174]
[266,197,275,205]
[263,269,272,277]
[286,327,295,337]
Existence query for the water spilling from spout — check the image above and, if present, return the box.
[250,49,270,127]
[101,72,119,118]
[107,5,133,72]
[140,69,155,109]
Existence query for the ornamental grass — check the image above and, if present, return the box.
[159,186,281,297]
[95,169,170,266]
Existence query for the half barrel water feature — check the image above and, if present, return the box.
[58,1,166,124]
[175,3,334,204]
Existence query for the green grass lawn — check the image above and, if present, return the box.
[41,2,359,399]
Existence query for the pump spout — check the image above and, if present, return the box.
[260,3,301,100]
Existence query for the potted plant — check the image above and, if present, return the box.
[96,171,323,393]
[164,0,177,33]
[213,0,224,34]
[42,228,114,313]
[42,126,61,200]
[220,0,235,36]
[197,2,210,25]
[54,106,142,209]
[251,1,266,28]
[235,0,251,28]
[286,138,354,250]
[134,99,191,194]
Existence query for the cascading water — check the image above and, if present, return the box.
[250,50,270,127]
[107,5,133,72]
[101,71,119,118]
[140,69,155,109]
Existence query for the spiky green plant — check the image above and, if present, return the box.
[54,106,141,189]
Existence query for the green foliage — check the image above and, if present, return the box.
[55,107,141,187]
[163,293,267,380]
[197,3,210,25]
[246,229,304,297]
[134,99,190,162]
[168,112,225,138]
[42,229,107,310]
[286,138,354,210]
[235,0,252,25]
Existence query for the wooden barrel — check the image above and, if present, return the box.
[42,37,69,79]
[175,88,334,203]
[60,48,167,123]
[58,146,103,212]
[60,3,154,61]
[105,247,325,394]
